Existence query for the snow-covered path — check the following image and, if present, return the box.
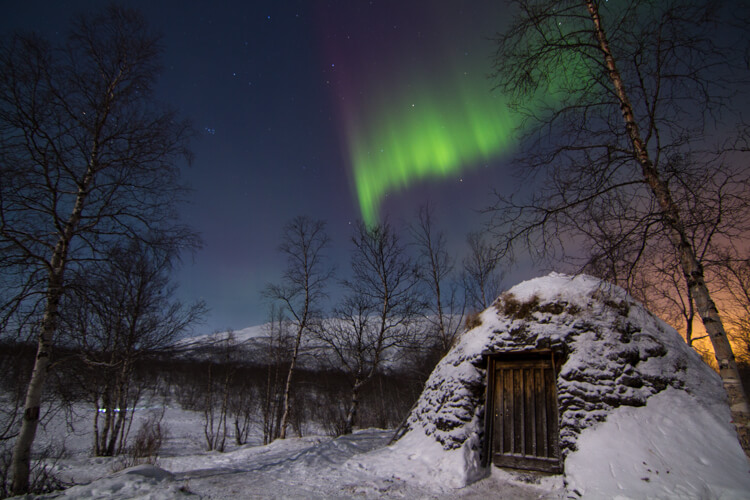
[164,429,563,499]
[40,429,563,499]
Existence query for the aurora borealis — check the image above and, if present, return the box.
[320,3,518,225]
[332,5,591,225]
[347,76,518,225]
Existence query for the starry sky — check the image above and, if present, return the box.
[2,1,535,334]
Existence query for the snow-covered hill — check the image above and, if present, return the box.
[174,324,269,349]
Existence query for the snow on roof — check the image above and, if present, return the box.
[355,273,750,497]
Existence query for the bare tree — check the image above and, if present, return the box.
[202,332,234,452]
[575,158,750,354]
[260,304,289,444]
[316,220,422,434]
[229,385,255,446]
[228,358,256,446]
[713,257,750,362]
[488,0,750,454]
[59,239,206,456]
[313,297,376,434]
[642,258,699,346]
[263,216,332,439]
[410,204,465,357]
[0,6,196,492]
[462,232,504,312]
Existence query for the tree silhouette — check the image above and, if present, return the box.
[0,6,196,492]
[488,0,750,455]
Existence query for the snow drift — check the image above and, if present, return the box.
[359,273,750,497]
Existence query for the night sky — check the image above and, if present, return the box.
[2,1,534,334]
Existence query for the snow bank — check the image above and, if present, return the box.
[566,388,750,499]
[349,426,485,489]
[379,272,750,495]
[42,465,192,499]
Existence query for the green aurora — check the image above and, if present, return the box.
[342,4,595,226]
[349,77,519,225]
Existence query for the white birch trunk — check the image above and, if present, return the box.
[278,323,303,440]
[584,0,750,458]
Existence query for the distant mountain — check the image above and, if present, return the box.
[175,324,269,349]
[171,324,273,363]
[173,316,445,370]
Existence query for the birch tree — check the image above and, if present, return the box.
[264,216,332,439]
[462,231,504,312]
[60,239,205,456]
[316,220,422,434]
[489,0,750,454]
[314,295,379,435]
[411,204,465,357]
[260,304,290,444]
[0,7,195,492]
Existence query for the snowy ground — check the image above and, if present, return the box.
[26,394,750,499]
[28,404,563,499]
[14,275,750,498]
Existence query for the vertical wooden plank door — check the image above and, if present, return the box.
[491,355,561,473]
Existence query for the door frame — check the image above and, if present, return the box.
[482,350,563,473]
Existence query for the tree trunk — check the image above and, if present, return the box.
[10,156,95,493]
[108,407,126,456]
[263,361,275,444]
[10,270,63,494]
[118,380,142,456]
[234,416,246,446]
[278,324,303,440]
[685,286,695,346]
[345,379,364,435]
[218,370,230,452]
[99,392,113,455]
[433,275,451,354]
[106,376,126,456]
[585,0,750,458]
[93,399,102,455]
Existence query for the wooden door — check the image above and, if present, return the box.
[488,354,561,473]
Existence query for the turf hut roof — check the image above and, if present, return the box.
[366,273,749,497]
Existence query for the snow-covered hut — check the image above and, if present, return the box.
[360,273,750,498]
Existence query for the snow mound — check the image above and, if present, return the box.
[373,273,750,496]
[40,465,192,499]
[566,388,750,499]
